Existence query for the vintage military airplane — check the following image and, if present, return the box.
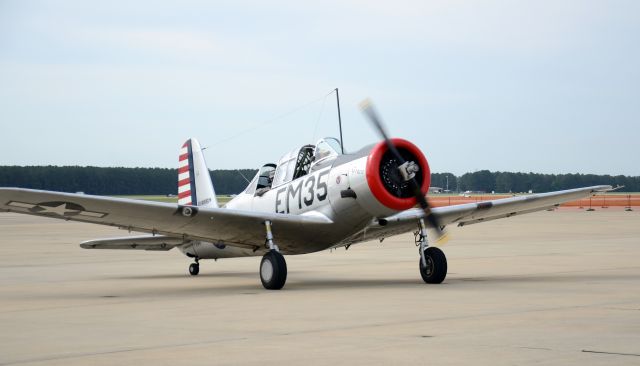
[0,102,611,289]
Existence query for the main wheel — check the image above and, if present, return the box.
[189,263,200,276]
[419,247,447,284]
[260,250,287,290]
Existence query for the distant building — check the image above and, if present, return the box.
[429,187,443,193]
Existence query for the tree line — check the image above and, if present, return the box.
[0,166,637,195]
[0,166,258,195]
[431,171,639,193]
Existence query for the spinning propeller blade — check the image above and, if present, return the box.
[359,99,447,242]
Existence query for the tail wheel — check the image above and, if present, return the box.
[419,247,447,284]
[260,250,287,290]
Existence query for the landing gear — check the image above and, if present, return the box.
[419,247,447,284]
[260,250,287,290]
[260,220,288,290]
[189,258,200,276]
[416,218,447,284]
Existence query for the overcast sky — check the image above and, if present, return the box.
[1,1,638,175]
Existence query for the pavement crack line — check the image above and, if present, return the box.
[0,337,248,366]
[582,350,640,357]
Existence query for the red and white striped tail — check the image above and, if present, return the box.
[178,141,195,205]
[177,138,218,207]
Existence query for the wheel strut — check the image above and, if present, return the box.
[264,220,279,251]
[260,220,287,290]
[417,218,429,267]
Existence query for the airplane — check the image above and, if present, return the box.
[0,102,611,290]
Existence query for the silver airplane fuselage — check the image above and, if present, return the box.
[179,144,418,260]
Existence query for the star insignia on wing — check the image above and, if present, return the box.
[6,201,108,218]
[36,203,81,216]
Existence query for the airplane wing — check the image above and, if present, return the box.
[364,185,613,240]
[0,188,333,254]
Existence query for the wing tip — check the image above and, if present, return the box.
[593,185,614,192]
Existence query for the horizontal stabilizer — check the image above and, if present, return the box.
[80,235,188,251]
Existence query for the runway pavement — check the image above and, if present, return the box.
[0,209,639,365]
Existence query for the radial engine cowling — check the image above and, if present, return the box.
[347,138,431,218]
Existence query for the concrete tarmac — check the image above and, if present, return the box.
[0,210,639,365]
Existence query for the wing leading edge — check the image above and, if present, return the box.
[0,188,333,254]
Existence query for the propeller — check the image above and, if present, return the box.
[359,99,448,243]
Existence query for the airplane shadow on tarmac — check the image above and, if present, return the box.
[113,271,259,281]
[450,268,637,285]
[103,269,637,295]
[284,271,636,291]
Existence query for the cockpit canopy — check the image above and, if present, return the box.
[246,137,342,195]
[271,137,342,187]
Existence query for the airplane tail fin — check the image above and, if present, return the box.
[178,138,218,207]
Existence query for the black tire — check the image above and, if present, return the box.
[189,263,200,276]
[419,247,447,284]
[260,250,287,290]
